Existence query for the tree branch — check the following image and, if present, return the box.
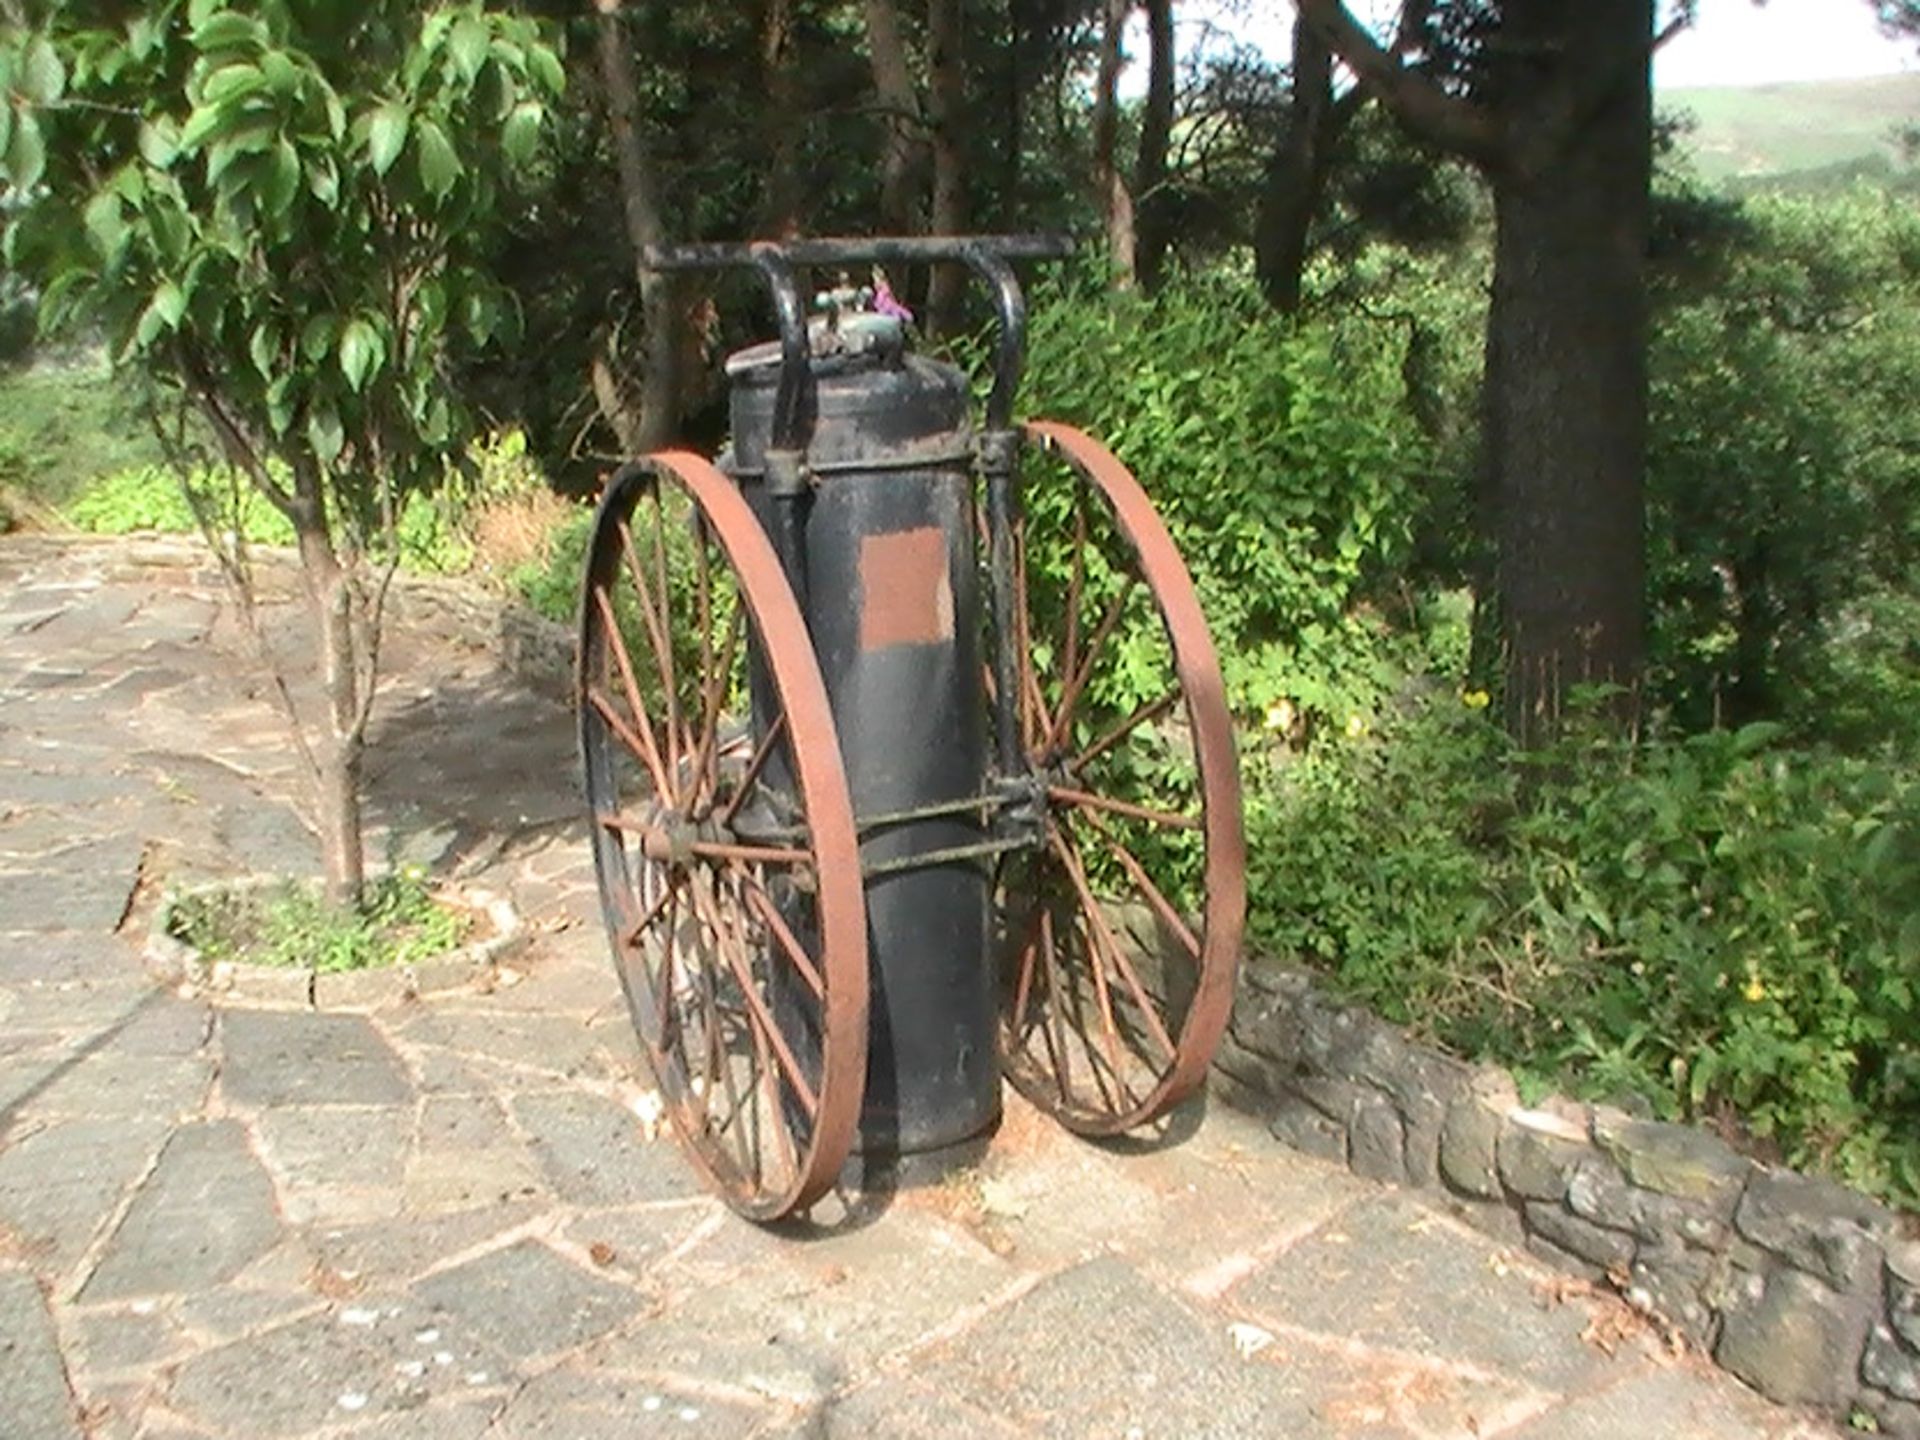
[1295,0,1502,165]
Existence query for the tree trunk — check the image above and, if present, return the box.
[1001,0,1027,223]
[1485,0,1652,744]
[289,473,365,909]
[924,0,968,335]
[760,0,805,236]
[1091,0,1136,288]
[864,0,920,235]
[595,0,679,453]
[1255,16,1339,314]
[1135,0,1175,291]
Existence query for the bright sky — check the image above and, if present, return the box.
[1658,0,1915,88]
[1137,1,1917,92]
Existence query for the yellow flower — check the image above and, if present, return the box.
[1344,714,1366,739]
[1264,699,1296,733]
[1461,689,1491,710]
[1743,976,1767,1003]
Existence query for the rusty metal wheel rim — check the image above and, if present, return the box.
[992,420,1245,1135]
[578,451,867,1220]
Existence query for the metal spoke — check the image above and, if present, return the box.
[687,883,820,1119]
[619,875,680,950]
[741,872,826,999]
[1047,784,1199,831]
[616,517,683,782]
[718,712,789,828]
[1075,810,1202,961]
[1038,908,1071,1103]
[1050,825,1178,1064]
[1011,516,1052,747]
[1048,573,1138,750]
[650,485,684,777]
[587,598,672,799]
[1071,690,1180,777]
[687,606,746,814]
[689,840,811,867]
[1062,491,1086,700]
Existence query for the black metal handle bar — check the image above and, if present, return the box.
[639,234,1073,440]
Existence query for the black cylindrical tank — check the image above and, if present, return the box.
[728,334,999,1155]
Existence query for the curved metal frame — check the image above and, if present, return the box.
[995,421,1247,1133]
[578,452,868,1220]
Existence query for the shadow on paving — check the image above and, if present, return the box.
[360,673,583,873]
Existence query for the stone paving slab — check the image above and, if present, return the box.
[0,1268,84,1440]
[83,1121,283,1302]
[0,536,1844,1440]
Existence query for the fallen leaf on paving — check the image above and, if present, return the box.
[1228,1321,1276,1359]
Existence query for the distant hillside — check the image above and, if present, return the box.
[1662,73,1920,185]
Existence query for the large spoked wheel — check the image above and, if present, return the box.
[993,421,1245,1135]
[578,452,867,1220]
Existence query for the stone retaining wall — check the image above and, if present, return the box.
[1216,963,1920,1432]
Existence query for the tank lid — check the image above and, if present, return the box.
[724,312,906,379]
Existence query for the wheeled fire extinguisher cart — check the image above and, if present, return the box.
[576,235,1246,1221]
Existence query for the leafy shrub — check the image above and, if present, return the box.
[1648,188,1920,747]
[168,868,466,974]
[57,428,565,576]
[61,464,295,543]
[0,360,168,509]
[1253,693,1920,1208]
[1018,265,1436,729]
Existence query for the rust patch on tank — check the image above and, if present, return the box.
[858,526,954,650]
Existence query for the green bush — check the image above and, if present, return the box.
[0,360,168,508]
[1648,187,1920,748]
[1018,265,1437,728]
[1253,692,1920,1208]
[56,428,559,576]
[60,464,296,543]
[168,868,466,974]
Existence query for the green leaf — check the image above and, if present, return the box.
[420,394,452,446]
[206,121,275,186]
[414,119,460,202]
[502,101,542,168]
[21,37,67,106]
[261,137,301,216]
[323,87,347,141]
[179,104,231,152]
[448,17,489,85]
[266,375,295,435]
[201,62,267,106]
[308,403,344,465]
[338,317,384,391]
[527,43,565,97]
[462,289,502,347]
[307,155,338,205]
[127,15,161,63]
[132,280,188,350]
[249,322,278,379]
[83,191,126,260]
[153,280,188,328]
[367,101,409,176]
[260,51,301,95]
[139,118,181,169]
[5,112,46,191]
[191,12,267,54]
[148,200,190,263]
[421,10,456,53]
[0,102,13,165]
[300,313,336,363]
